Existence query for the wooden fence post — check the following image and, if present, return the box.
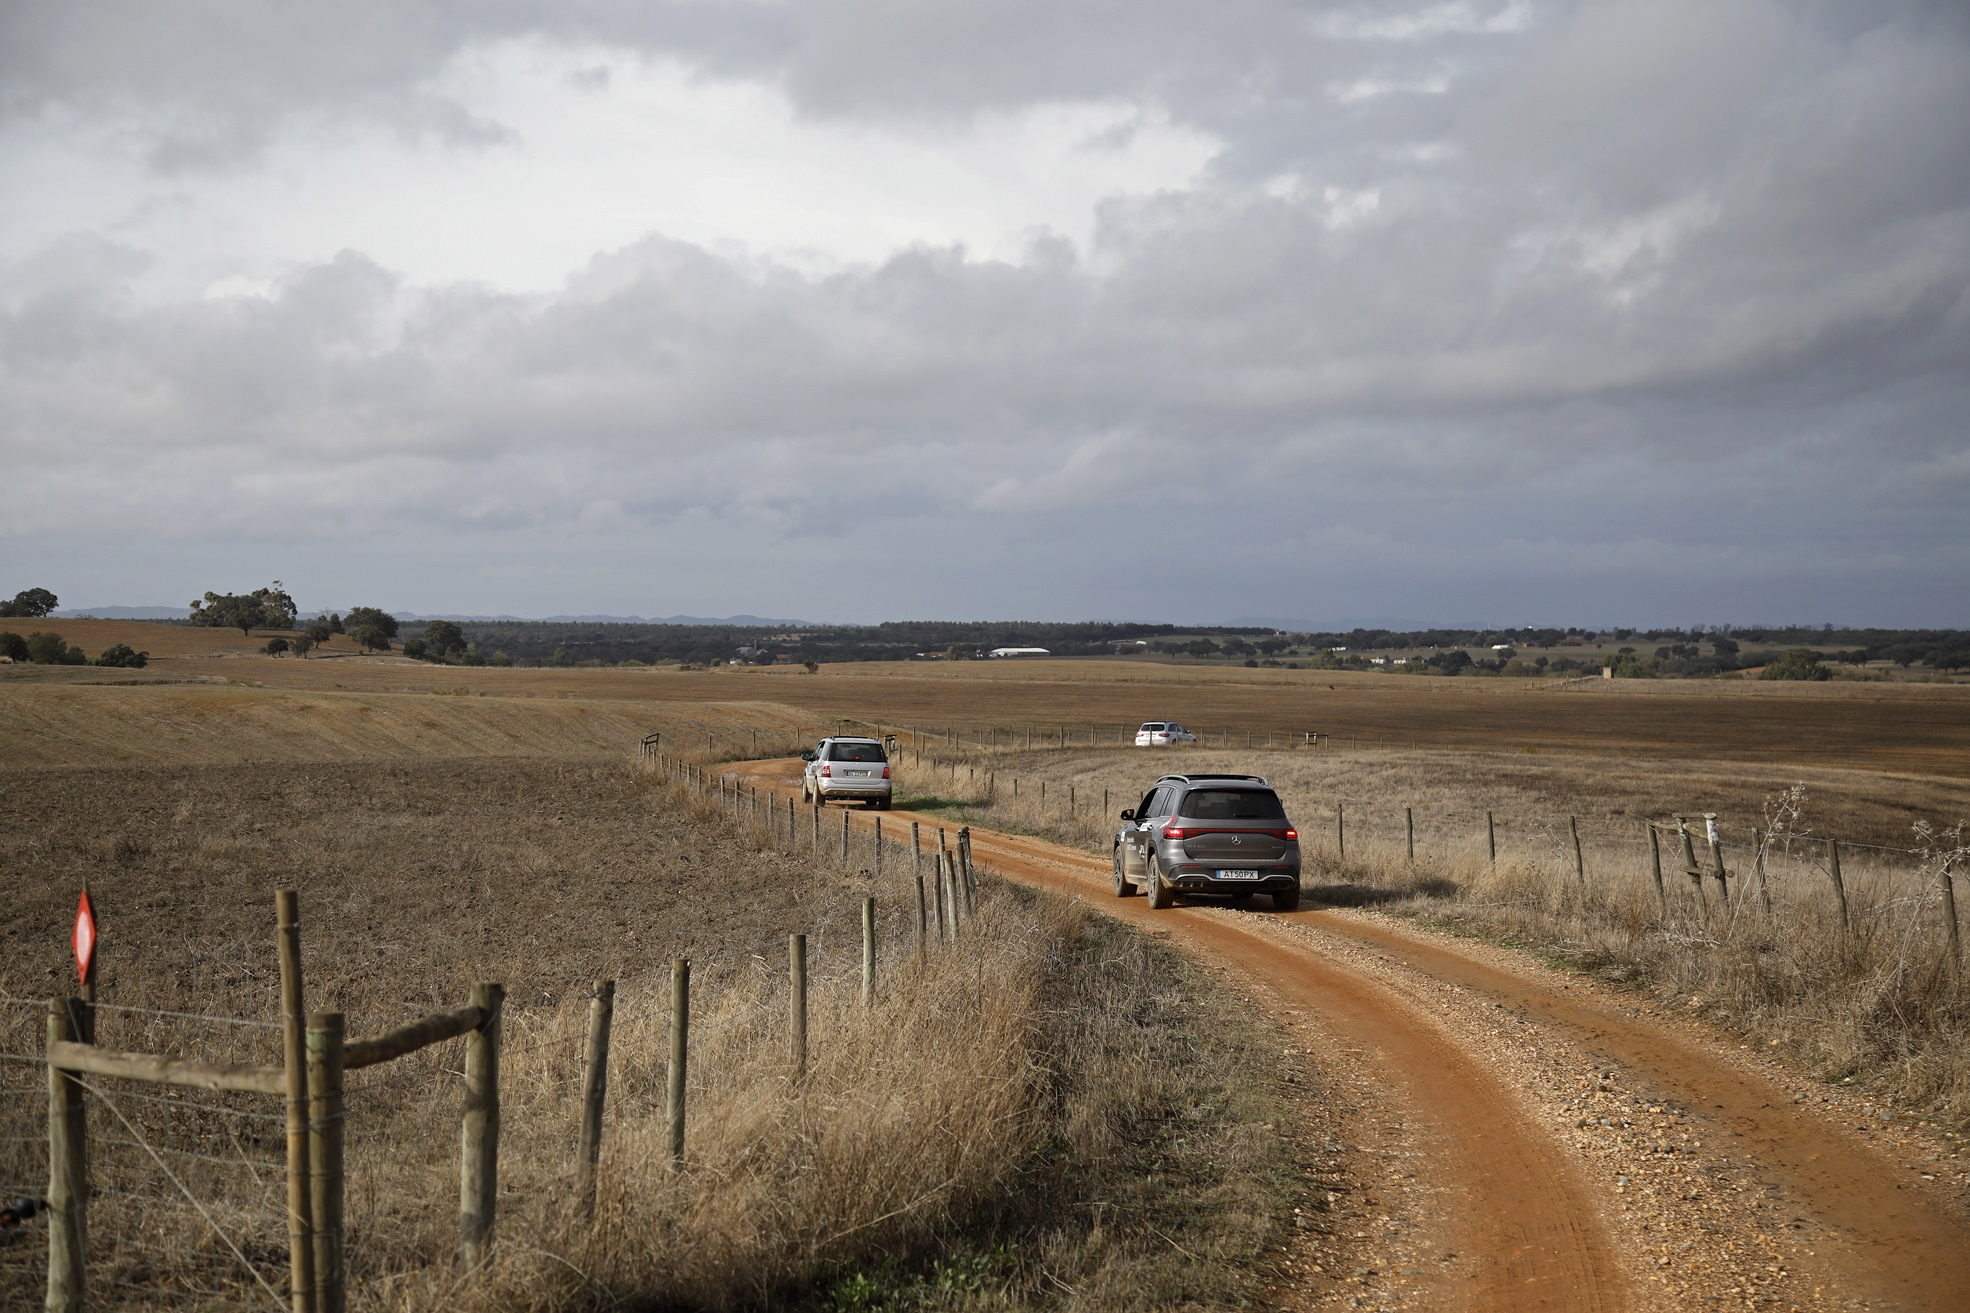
[1486,811,1496,866]
[874,816,884,873]
[1676,817,1706,906]
[1647,823,1666,910]
[45,1001,87,1313]
[1405,807,1415,862]
[840,808,850,862]
[1570,816,1585,884]
[1336,803,1346,859]
[666,960,689,1171]
[276,890,316,1313]
[944,852,963,938]
[1940,861,1962,968]
[306,1012,345,1313]
[574,980,615,1220]
[1826,839,1851,932]
[1751,830,1774,915]
[915,869,929,949]
[1103,787,1109,818]
[812,802,820,852]
[1069,784,1076,815]
[459,984,503,1274]
[862,898,877,1007]
[1702,817,1729,903]
[932,854,948,942]
[911,821,922,882]
[789,934,808,1076]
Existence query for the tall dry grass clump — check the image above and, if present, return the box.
[1307,802,1970,1125]
[371,912,1051,1311]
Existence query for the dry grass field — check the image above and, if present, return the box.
[14,621,1970,778]
[5,641,1970,1305]
[0,681,1310,1309]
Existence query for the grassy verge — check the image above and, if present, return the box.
[810,913,1301,1312]
[1308,840,1970,1128]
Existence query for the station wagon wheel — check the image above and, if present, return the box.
[1112,848,1136,897]
[1146,855,1175,909]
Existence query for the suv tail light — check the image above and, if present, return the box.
[820,764,831,777]
[882,765,891,778]
[1162,825,1188,840]
[1285,828,1297,840]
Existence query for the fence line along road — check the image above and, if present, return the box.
[15,754,994,1312]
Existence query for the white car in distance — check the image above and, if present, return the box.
[1135,721,1198,747]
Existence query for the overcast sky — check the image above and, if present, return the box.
[4,1,1966,627]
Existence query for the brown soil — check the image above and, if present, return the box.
[740,758,1970,1311]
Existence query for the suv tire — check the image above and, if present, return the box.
[1273,885,1301,912]
[1146,856,1175,909]
[1112,850,1136,898]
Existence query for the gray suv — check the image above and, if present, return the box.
[1113,774,1301,910]
[800,737,893,808]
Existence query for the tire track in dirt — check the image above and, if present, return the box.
[731,762,1970,1310]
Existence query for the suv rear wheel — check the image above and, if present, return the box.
[1112,849,1136,898]
[1273,885,1301,912]
[1146,855,1175,909]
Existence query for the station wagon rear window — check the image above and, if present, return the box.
[1139,723,1167,731]
[831,742,887,763]
[1181,789,1286,820]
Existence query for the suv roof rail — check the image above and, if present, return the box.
[1156,773,1269,785]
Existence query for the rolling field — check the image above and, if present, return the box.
[11,621,1970,781]
[5,642,1970,1309]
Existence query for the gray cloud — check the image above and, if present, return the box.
[2,1,1966,622]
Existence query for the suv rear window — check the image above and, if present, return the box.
[1180,788,1286,820]
[831,742,887,763]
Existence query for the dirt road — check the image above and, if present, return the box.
[737,762,1970,1311]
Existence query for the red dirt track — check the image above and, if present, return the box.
[737,760,1970,1311]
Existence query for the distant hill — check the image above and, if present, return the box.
[50,606,818,626]
[395,612,821,627]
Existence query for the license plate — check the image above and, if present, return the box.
[1217,869,1260,880]
[849,770,869,777]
